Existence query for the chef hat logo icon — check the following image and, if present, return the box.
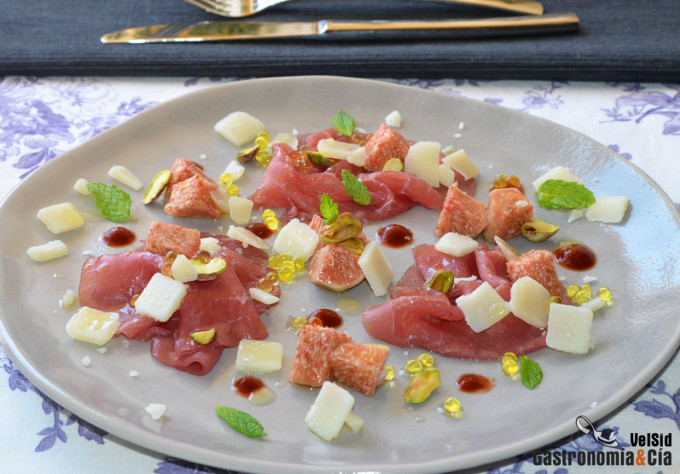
[576,415,619,448]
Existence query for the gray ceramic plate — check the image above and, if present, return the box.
[1,77,679,473]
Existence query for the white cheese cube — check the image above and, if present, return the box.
[73,178,91,195]
[357,241,393,297]
[171,254,199,283]
[344,410,365,434]
[248,287,280,305]
[59,289,79,310]
[316,139,360,160]
[273,218,319,262]
[214,111,265,147]
[145,403,167,421]
[438,163,456,187]
[509,276,551,328]
[434,232,479,257]
[568,209,584,222]
[586,196,629,223]
[235,340,284,373]
[226,225,271,250]
[441,149,480,180]
[108,165,143,191]
[456,281,510,333]
[134,273,187,322]
[404,141,441,187]
[65,306,121,345]
[546,303,593,354]
[37,202,85,234]
[385,111,402,128]
[199,237,222,256]
[27,240,68,262]
[305,382,355,442]
[228,196,253,225]
[223,160,245,181]
[532,166,583,192]
[346,146,366,167]
[580,296,606,313]
[270,132,298,149]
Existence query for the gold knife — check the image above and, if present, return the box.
[101,13,579,44]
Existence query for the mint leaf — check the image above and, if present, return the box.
[332,110,355,136]
[537,179,596,210]
[519,354,543,389]
[86,183,132,222]
[320,193,339,223]
[216,406,266,438]
[341,169,371,205]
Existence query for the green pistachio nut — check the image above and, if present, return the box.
[321,212,363,244]
[521,220,560,242]
[404,369,441,404]
[424,270,455,294]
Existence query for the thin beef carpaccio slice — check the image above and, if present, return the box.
[150,263,268,375]
[78,234,272,375]
[249,124,482,224]
[362,243,547,359]
[208,234,281,313]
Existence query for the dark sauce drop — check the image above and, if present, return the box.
[554,242,597,271]
[308,308,343,328]
[245,222,275,239]
[101,226,136,247]
[376,224,413,248]
[232,376,265,398]
[457,373,494,393]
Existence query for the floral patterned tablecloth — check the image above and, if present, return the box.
[1,76,679,474]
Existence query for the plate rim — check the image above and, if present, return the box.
[1,75,679,473]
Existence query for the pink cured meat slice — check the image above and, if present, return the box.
[207,234,281,313]
[363,242,545,359]
[362,299,546,359]
[250,143,443,224]
[79,251,164,312]
[150,265,268,375]
[78,243,269,375]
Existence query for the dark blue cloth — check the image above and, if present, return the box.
[1,0,678,81]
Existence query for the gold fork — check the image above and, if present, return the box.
[184,0,544,18]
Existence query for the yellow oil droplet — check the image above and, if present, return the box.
[335,297,364,314]
[257,277,273,292]
[226,184,239,197]
[501,352,519,377]
[268,254,284,270]
[265,271,279,284]
[443,397,462,414]
[254,130,270,148]
[383,366,395,381]
[405,359,423,374]
[597,286,613,302]
[264,216,279,230]
[282,260,296,273]
[548,295,562,305]
[293,315,307,329]
[262,209,276,220]
[566,285,580,298]
[219,172,233,188]
[417,353,434,367]
[293,256,305,272]
[581,284,592,299]
[280,253,293,262]
[279,267,294,282]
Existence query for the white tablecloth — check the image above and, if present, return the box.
[1,76,679,473]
